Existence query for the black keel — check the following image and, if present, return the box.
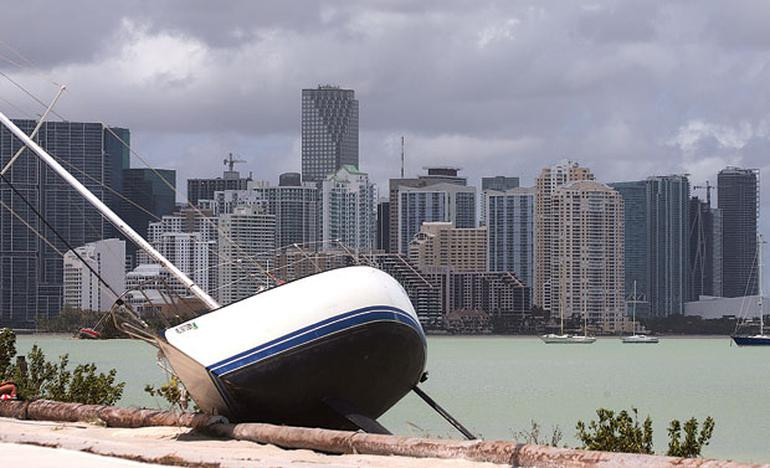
[412,385,476,440]
[323,397,392,435]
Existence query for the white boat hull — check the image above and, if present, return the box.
[162,266,427,429]
[621,334,659,344]
[541,334,596,344]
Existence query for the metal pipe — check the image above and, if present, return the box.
[0,111,220,310]
[412,385,476,440]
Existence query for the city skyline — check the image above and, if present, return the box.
[0,2,767,239]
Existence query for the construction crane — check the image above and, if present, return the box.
[693,180,714,206]
[224,152,247,172]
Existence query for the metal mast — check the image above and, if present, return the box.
[0,111,221,310]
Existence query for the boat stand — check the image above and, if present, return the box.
[412,385,476,440]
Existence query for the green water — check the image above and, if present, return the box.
[14,335,770,463]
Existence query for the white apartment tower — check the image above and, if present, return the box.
[218,205,276,305]
[63,239,126,312]
[320,165,375,251]
[554,180,625,332]
[534,161,595,311]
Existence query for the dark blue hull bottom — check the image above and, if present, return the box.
[212,320,426,430]
[731,336,770,346]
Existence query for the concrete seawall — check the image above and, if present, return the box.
[1,400,765,467]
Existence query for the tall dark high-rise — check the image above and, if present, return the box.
[187,168,251,207]
[0,120,126,329]
[301,86,359,183]
[718,167,759,297]
[376,201,390,251]
[647,175,690,316]
[122,168,177,257]
[610,176,691,316]
[609,180,650,315]
[688,196,722,299]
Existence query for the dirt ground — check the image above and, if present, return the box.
[0,417,505,467]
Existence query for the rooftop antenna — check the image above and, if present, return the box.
[400,136,405,178]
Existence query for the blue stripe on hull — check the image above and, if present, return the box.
[208,305,424,376]
[732,336,770,346]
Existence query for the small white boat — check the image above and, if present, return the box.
[622,334,659,344]
[541,333,596,344]
[621,281,659,344]
[541,302,595,344]
[732,235,769,347]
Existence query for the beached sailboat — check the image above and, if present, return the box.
[0,111,473,437]
[731,234,769,347]
[621,281,658,344]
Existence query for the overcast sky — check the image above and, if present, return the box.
[1,0,769,240]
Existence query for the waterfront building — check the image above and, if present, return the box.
[689,197,722,299]
[388,167,471,254]
[301,86,359,183]
[408,222,487,272]
[437,271,530,333]
[376,201,390,251]
[533,161,595,311]
[187,165,252,207]
[485,187,534,294]
[480,176,519,226]
[553,180,625,332]
[366,252,443,330]
[647,175,690,316]
[0,120,127,329]
[319,165,375,251]
[684,294,769,320]
[217,205,276,305]
[718,167,759,297]
[63,239,126,312]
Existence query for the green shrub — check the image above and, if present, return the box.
[667,417,715,458]
[576,407,715,458]
[576,408,653,454]
[0,328,124,405]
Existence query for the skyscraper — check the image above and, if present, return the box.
[301,86,359,183]
[689,196,722,299]
[389,167,475,254]
[319,165,375,251]
[553,180,624,332]
[187,166,252,207]
[480,176,520,226]
[0,120,126,329]
[718,167,759,297]
[376,201,390,251]
[122,168,176,241]
[534,161,594,311]
[647,175,690,315]
[205,176,318,250]
[608,180,650,315]
[485,187,534,293]
[218,205,276,305]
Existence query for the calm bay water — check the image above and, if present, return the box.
[14,334,770,463]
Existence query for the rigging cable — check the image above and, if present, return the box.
[0,172,122,302]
